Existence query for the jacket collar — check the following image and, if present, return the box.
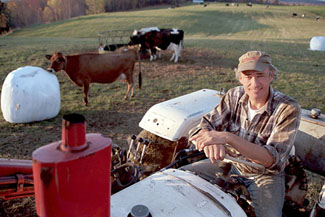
[239,86,274,116]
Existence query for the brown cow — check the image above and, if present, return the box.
[46,49,141,106]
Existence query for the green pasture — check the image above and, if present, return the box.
[0,3,325,159]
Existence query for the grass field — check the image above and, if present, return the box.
[0,2,325,216]
[1,2,324,155]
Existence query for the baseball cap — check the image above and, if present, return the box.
[237,51,277,73]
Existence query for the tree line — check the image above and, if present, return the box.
[0,0,187,34]
[0,0,279,34]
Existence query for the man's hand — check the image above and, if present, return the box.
[189,129,227,163]
[190,129,274,167]
[189,130,227,151]
[203,144,226,163]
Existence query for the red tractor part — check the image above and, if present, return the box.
[0,158,34,200]
[32,113,112,217]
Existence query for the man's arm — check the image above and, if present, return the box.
[190,130,274,167]
[190,99,301,172]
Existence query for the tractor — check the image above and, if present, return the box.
[1,89,325,217]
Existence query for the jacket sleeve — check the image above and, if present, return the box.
[264,102,301,173]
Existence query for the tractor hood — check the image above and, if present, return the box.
[111,168,247,217]
[139,89,222,141]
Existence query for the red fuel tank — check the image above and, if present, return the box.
[32,113,111,217]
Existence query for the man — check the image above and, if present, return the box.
[186,51,301,217]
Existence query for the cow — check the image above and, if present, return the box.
[129,27,184,63]
[128,27,160,58]
[45,49,141,106]
[98,43,128,53]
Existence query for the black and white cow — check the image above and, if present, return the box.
[98,43,127,53]
[129,27,184,63]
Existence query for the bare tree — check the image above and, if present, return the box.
[0,1,10,34]
[85,0,105,14]
[5,0,190,28]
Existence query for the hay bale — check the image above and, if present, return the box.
[1,66,60,123]
[310,36,325,51]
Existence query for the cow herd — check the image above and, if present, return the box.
[46,27,184,105]
[128,27,184,63]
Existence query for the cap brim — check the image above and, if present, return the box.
[237,62,269,73]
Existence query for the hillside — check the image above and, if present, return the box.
[280,0,325,5]
[1,1,325,155]
[1,3,325,216]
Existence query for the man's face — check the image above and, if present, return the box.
[239,67,274,104]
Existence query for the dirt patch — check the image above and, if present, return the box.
[0,198,37,217]
[1,48,223,217]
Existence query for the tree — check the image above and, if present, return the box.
[85,0,105,14]
[0,1,10,34]
[42,4,56,22]
[5,0,190,29]
[26,0,43,24]
[70,0,86,18]
[7,0,43,27]
[7,0,26,27]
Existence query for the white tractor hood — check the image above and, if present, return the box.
[139,89,222,141]
[111,169,247,217]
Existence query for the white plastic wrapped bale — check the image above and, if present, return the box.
[310,36,325,51]
[1,66,60,123]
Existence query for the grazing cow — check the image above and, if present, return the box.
[46,49,141,106]
[292,13,298,17]
[129,27,184,63]
[98,43,128,53]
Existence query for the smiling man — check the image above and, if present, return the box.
[186,51,301,217]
